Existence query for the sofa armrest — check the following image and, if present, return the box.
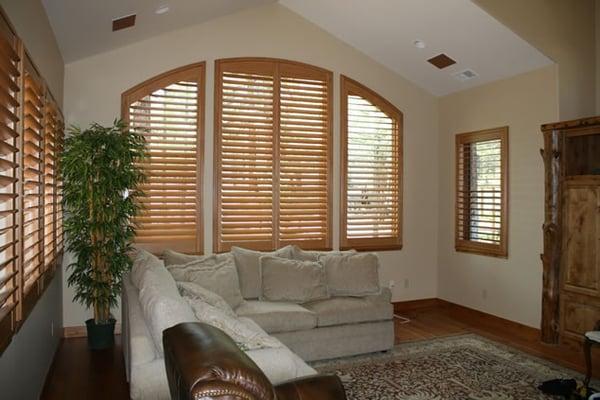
[163,322,275,400]
[275,375,347,400]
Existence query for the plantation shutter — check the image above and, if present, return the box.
[214,58,332,252]
[123,63,204,254]
[42,100,59,275]
[0,15,20,351]
[54,116,64,254]
[215,60,275,251]
[455,127,508,257]
[21,55,45,306]
[340,76,402,251]
[278,64,331,249]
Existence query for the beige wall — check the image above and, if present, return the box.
[0,0,64,105]
[475,0,596,121]
[437,65,559,328]
[62,3,440,327]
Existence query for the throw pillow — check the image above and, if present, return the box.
[259,255,329,303]
[163,249,231,267]
[139,284,197,355]
[318,252,381,297]
[231,246,293,299]
[132,249,179,298]
[167,256,243,309]
[290,245,357,262]
[176,281,236,317]
[183,296,281,351]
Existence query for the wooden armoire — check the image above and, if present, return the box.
[541,116,600,344]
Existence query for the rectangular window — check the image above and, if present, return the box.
[455,127,508,257]
[340,75,402,251]
[122,63,205,254]
[214,58,332,252]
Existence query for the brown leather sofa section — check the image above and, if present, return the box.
[163,322,348,400]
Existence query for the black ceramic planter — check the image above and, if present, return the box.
[85,318,116,350]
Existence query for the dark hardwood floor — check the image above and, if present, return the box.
[41,304,594,399]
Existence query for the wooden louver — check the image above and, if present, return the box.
[455,127,508,257]
[214,58,332,252]
[43,100,61,274]
[0,15,20,349]
[340,76,402,251]
[21,55,45,297]
[122,63,205,254]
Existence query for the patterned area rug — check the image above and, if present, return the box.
[312,334,590,400]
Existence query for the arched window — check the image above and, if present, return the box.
[122,63,205,254]
[214,58,333,252]
[340,75,403,251]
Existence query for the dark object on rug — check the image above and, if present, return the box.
[538,379,591,399]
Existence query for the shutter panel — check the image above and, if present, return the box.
[54,116,64,254]
[43,100,58,273]
[278,64,331,249]
[214,59,332,252]
[21,56,45,301]
[341,76,402,251]
[455,127,508,257]
[215,61,275,252]
[123,63,204,254]
[0,15,20,351]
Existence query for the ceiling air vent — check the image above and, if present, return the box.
[427,53,456,69]
[453,69,479,82]
[112,14,136,32]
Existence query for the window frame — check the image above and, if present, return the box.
[121,62,206,255]
[340,75,403,252]
[213,57,333,253]
[454,126,509,258]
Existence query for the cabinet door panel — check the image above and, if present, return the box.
[561,296,600,340]
[563,185,600,295]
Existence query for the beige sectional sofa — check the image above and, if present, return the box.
[122,246,394,400]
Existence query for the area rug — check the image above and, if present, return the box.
[312,334,590,400]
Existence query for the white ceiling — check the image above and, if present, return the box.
[280,0,553,96]
[41,0,275,63]
[42,0,553,96]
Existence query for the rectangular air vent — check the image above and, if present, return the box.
[427,53,456,69]
[453,69,479,82]
[112,14,136,31]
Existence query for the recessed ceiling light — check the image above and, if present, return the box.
[413,40,426,49]
[155,5,170,15]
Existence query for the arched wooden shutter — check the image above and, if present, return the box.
[214,58,332,252]
[0,15,20,351]
[340,76,403,251]
[122,63,205,254]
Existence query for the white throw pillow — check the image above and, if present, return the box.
[176,281,236,317]
[132,250,179,298]
[167,255,243,309]
[259,256,329,303]
[139,284,197,355]
[231,246,294,299]
[163,249,231,267]
[131,249,162,289]
[318,253,381,297]
[184,297,281,351]
[290,245,357,262]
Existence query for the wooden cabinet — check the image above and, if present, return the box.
[541,116,600,344]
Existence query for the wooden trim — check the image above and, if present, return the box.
[393,298,442,313]
[340,75,403,251]
[63,323,122,338]
[454,126,509,258]
[542,116,600,132]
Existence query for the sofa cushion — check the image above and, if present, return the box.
[259,256,329,303]
[290,245,356,262]
[176,281,236,317]
[304,290,393,327]
[318,252,381,297]
[167,255,243,309]
[231,246,293,299]
[235,300,317,334]
[163,249,231,267]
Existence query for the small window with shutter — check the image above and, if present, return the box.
[122,63,205,254]
[455,127,508,257]
[214,58,332,252]
[340,76,403,251]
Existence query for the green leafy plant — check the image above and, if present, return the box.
[60,120,146,324]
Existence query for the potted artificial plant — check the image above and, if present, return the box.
[60,120,146,350]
